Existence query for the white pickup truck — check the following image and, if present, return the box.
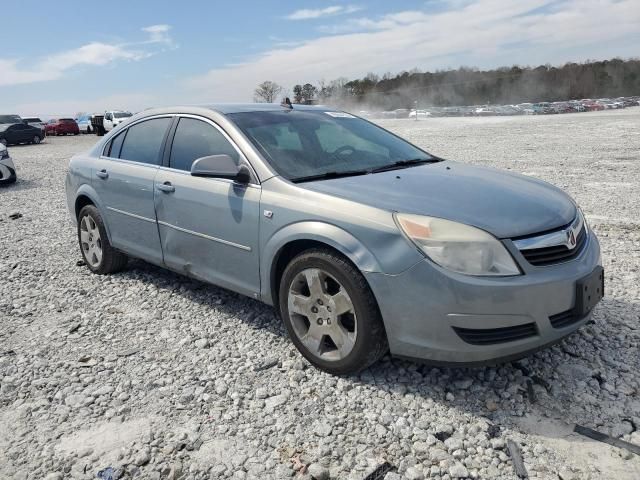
[103,111,132,132]
[91,111,133,136]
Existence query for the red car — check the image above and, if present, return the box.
[45,118,80,136]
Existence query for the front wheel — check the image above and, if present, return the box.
[279,249,388,375]
[77,205,128,274]
[32,135,41,144]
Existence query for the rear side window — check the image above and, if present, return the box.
[169,118,239,171]
[118,118,171,165]
[105,130,126,158]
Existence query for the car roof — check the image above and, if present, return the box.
[136,103,332,116]
[205,103,329,114]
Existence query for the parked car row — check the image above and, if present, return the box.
[360,96,640,118]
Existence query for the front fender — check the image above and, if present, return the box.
[260,221,384,305]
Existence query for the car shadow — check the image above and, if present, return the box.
[0,177,41,192]
[112,260,637,445]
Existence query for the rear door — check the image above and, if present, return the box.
[92,116,172,264]
[154,116,261,297]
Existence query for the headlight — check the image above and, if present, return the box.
[395,213,521,276]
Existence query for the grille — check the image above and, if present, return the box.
[453,323,538,345]
[520,224,587,266]
[549,308,581,329]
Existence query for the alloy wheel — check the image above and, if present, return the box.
[80,215,103,267]
[287,268,357,361]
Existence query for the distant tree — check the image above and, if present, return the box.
[254,81,283,103]
[301,83,317,103]
[293,84,303,103]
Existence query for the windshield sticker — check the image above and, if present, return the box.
[325,111,356,118]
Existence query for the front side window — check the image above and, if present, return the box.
[228,110,432,181]
[169,117,239,171]
[118,118,171,165]
[114,112,132,119]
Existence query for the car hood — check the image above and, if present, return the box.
[0,125,9,133]
[300,161,576,239]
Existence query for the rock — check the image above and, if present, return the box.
[449,463,469,478]
[133,450,150,466]
[454,378,474,389]
[255,387,268,399]
[44,474,63,480]
[307,463,329,480]
[195,338,209,349]
[313,422,333,437]
[490,438,505,450]
[264,394,288,410]
[405,466,424,479]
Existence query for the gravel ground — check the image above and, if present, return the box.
[1,109,639,480]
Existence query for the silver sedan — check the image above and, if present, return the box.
[65,104,603,374]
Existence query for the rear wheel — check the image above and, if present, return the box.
[279,248,387,375]
[77,205,128,274]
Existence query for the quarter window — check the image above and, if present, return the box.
[169,118,239,171]
[106,130,126,158]
[118,118,171,165]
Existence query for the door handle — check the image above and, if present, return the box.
[96,169,109,179]
[156,182,175,193]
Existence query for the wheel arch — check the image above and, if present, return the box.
[73,185,113,243]
[261,221,383,309]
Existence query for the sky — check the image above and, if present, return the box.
[1,0,639,116]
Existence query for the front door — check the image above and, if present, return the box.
[6,124,28,143]
[92,116,172,265]
[154,116,261,297]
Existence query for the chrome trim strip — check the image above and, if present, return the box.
[157,221,251,251]
[513,212,584,251]
[106,206,156,224]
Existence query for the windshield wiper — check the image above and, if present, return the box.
[291,169,370,183]
[370,158,439,173]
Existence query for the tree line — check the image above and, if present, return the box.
[254,58,640,109]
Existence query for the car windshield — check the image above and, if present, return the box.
[0,115,22,124]
[23,117,41,122]
[228,110,433,181]
[114,112,132,119]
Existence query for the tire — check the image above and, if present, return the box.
[279,248,388,375]
[32,135,41,144]
[0,138,6,146]
[87,126,92,134]
[77,205,128,275]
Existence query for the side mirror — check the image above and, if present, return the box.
[191,155,251,184]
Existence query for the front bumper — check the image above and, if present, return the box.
[364,229,602,364]
[0,156,16,184]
